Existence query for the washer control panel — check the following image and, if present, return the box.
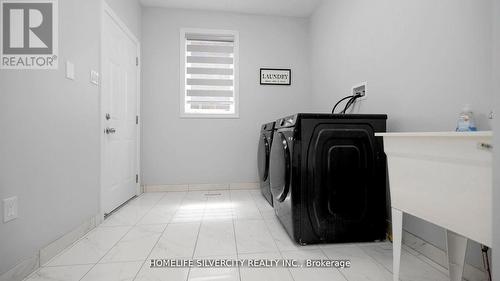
[276,115,297,128]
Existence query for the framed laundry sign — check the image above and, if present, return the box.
[260,68,291,85]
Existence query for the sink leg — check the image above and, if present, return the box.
[392,208,403,281]
[446,230,467,281]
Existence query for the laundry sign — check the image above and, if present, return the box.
[260,68,291,85]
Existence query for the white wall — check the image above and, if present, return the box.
[309,0,493,131]
[0,0,142,277]
[141,8,311,185]
[105,0,142,39]
[0,0,101,276]
[309,0,493,269]
[492,0,500,278]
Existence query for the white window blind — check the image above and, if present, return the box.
[182,31,238,117]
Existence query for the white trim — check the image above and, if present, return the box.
[229,182,260,190]
[0,254,38,281]
[145,184,189,192]
[144,182,259,192]
[188,183,229,191]
[179,28,240,119]
[100,1,142,219]
[39,215,99,265]
[102,2,139,44]
[376,131,493,138]
[179,114,240,119]
[0,214,101,281]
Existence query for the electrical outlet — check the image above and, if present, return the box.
[353,82,367,100]
[3,196,18,223]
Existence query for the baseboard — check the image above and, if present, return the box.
[0,254,39,281]
[40,215,99,265]
[229,182,260,190]
[403,230,488,281]
[145,182,259,192]
[0,214,101,281]
[146,184,189,192]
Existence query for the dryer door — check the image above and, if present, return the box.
[307,125,378,240]
[257,133,270,182]
[270,131,291,203]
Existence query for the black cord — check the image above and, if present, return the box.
[342,93,363,114]
[481,246,492,281]
[332,95,355,114]
[342,96,359,114]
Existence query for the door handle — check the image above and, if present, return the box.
[105,127,116,135]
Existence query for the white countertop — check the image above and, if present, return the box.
[375,131,493,137]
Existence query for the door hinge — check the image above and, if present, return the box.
[136,115,139,125]
[136,174,139,183]
[136,57,139,66]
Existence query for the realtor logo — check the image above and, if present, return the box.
[1,0,58,69]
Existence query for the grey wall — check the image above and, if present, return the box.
[309,0,493,131]
[141,8,311,185]
[0,0,142,276]
[309,0,493,269]
[105,0,142,39]
[492,0,500,278]
[0,0,101,275]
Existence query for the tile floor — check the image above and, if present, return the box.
[25,190,450,281]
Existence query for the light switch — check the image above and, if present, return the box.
[66,61,75,80]
[3,196,18,223]
[90,70,99,85]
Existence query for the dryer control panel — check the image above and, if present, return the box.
[276,115,297,129]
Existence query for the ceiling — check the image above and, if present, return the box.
[140,0,322,17]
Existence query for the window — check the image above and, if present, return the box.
[180,29,239,118]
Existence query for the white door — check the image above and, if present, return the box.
[101,8,139,215]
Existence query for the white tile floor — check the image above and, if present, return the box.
[25,190,450,281]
